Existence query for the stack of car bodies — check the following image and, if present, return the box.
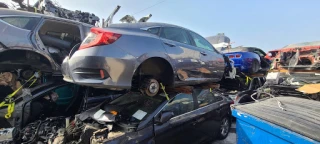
[0,8,235,144]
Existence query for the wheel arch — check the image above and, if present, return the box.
[132,56,175,86]
[0,49,56,72]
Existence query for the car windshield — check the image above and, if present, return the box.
[108,92,169,122]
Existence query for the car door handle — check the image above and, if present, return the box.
[164,42,176,47]
[200,51,207,56]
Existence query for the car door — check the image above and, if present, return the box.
[154,93,199,144]
[0,16,41,52]
[188,31,225,81]
[159,27,202,81]
[192,89,228,141]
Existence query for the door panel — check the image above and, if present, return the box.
[154,93,198,144]
[0,17,39,51]
[159,27,202,81]
[192,90,226,142]
[189,31,225,81]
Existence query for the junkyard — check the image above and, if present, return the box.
[0,0,319,144]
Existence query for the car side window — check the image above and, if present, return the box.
[160,27,191,45]
[0,17,40,30]
[147,27,160,35]
[189,31,216,52]
[197,90,223,108]
[162,93,194,117]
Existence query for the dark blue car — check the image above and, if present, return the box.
[221,47,270,73]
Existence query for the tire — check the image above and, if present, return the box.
[217,116,231,140]
[140,78,160,97]
[250,59,260,73]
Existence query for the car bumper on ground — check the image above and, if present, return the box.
[62,46,136,90]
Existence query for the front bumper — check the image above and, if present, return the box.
[62,47,136,90]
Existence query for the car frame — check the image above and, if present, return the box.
[269,41,320,70]
[0,80,124,129]
[62,23,226,96]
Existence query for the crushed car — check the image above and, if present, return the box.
[0,79,126,143]
[62,23,232,97]
[0,9,94,76]
[270,41,320,70]
[1,88,232,144]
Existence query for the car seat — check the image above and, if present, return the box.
[54,85,76,105]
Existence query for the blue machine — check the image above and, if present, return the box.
[232,97,320,144]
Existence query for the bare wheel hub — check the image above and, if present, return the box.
[148,82,159,94]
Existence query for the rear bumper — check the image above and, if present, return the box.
[62,46,136,90]
[232,59,255,73]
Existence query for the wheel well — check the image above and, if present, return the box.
[0,50,52,71]
[134,57,174,86]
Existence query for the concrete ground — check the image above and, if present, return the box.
[213,122,236,144]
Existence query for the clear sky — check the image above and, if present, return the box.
[2,0,320,52]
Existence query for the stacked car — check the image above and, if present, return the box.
[2,4,319,143]
[0,8,235,144]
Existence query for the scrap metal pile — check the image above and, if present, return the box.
[5,0,100,25]
[250,41,320,102]
[0,2,320,143]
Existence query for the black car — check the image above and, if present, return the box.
[13,88,232,144]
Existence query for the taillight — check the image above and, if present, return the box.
[235,54,242,58]
[228,55,235,58]
[79,27,121,50]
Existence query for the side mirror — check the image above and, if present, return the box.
[155,111,174,124]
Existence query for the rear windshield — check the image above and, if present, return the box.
[0,17,40,30]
